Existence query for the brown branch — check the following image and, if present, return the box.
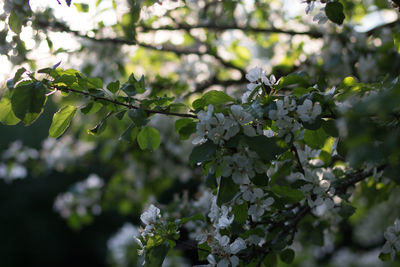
[256,164,388,266]
[138,23,324,38]
[51,86,198,118]
[291,145,305,175]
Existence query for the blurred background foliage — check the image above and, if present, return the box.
[1,0,400,266]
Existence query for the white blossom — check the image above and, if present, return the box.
[140,204,161,226]
[382,219,400,260]
[296,99,322,122]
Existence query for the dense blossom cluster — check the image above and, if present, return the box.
[0,141,38,183]
[54,174,104,219]
[137,66,345,266]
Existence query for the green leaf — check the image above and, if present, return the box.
[175,118,196,140]
[338,204,356,219]
[74,3,89,12]
[189,140,217,165]
[322,119,339,137]
[119,124,139,142]
[270,185,304,202]
[131,5,141,24]
[137,126,161,150]
[144,242,169,267]
[263,251,277,267]
[304,128,328,149]
[252,173,269,186]
[325,1,345,25]
[232,202,248,224]
[107,81,120,93]
[280,249,295,264]
[88,113,112,135]
[11,82,47,125]
[53,74,77,87]
[8,11,22,34]
[217,177,239,206]
[379,252,391,262]
[245,136,287,162]
[7,68,26,89]
[87,77,103,88]
[393,32,400,54]
[81,101,103,114]
[65,0,72,6]
[302,118,322,130]
[177,214,205,226]
[192,90,234,109]
[198,243,211,261]
[121,74,145,96]
[49,105,77,138]
[128,109,149,127]
[0,90,20,125]
[205,172,218,189]
[274,72,310,90]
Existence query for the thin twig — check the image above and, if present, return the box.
[52,86,198,118]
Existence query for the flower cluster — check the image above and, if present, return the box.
[300,169,335,210]
[0,141,38,183]
[268,96,322,141]
[301,0,328,24]
[193,104,258,146]
[53,174,104,219]
[243,67,279,103]
[206,235,247,267]
[382,219,400,260]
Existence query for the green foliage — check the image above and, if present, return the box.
[325,1,345,25]
[217,177,239,206]
[74,3,89,12]
[49,105,77,138]
[144,242,170,267]
[189,140,217,165]
[280,248,295,264]
[2,1,400,266]
[245,136,287,162]
[192,90,234,110]
[8,11,22,34]
[137,126,161,150]
[0,90,20,125]
[11,82,47,125]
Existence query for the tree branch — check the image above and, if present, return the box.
[51,86,198,118]
[256,164,388,266]
[138,23,324,38]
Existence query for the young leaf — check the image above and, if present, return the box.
[137,126,161,150]
[11,82,47,125]
[49,105,77,138]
